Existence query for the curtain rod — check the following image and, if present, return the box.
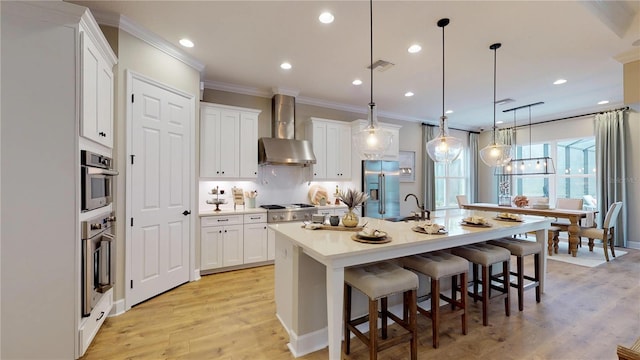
[503,106,629,130]
[421,122,480,134]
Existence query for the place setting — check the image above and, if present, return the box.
[351,226,391,244]
[411,220,448,235]
[494,212,523,222]
[460,216,492,228]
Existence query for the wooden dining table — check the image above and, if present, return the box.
[461,202,595,257]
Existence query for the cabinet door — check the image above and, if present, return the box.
[311,121,327,179]
[80,31,100,144]
[325,123,340,178]
[222,224,244,267]
[243,223,268,263]
[239,112,259,178]
[337,124,351,179]
[218,110,240,177]
[97,61,114,147]
[200,107,221,177]
[201,226,223,270]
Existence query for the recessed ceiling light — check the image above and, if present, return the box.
[445,110,453,114]
[598,100,609,105]
[496,121,504,124]
[408,44,422,53]
[352,79,362,85]
[319,12,334,24]
[405,91,414,97]
[280,62,292,70]
[553,79,567,85]
[179,38,194,48]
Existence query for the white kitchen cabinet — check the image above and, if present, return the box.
[307,117,351,180]
[200,102,261,179]
[240,112,260,178]
[351,120,402,160]
[243,213,268,263]
[80,24,116,148]
[200,215,244,270]
[2,2,117,358]
[267,227,276,261]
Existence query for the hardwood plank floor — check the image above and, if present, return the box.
[81,247,640,360]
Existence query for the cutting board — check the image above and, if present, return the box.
[308,185,329,205]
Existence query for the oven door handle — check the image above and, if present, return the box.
[102,232,115,242]
[86,167,119,176]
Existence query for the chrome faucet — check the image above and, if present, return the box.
[404,193,431,220]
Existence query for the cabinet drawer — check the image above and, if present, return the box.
[202,215,243,227]
[79,288,113,356]
[244,213,266,223]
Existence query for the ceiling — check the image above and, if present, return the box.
[69,1,640,131]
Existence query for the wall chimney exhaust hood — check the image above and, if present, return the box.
[258,94,316,166]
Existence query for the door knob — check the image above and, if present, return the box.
[182,210,191,216]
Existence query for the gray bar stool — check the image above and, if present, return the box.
[488,237,541,311]
[343,261,418,360]
[402,251,469,348]
[451,243,511,326]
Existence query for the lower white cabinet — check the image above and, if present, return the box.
[201,215,244,270]
[79,288,113,355]
[244,214,268,263]
[201,212,270,272]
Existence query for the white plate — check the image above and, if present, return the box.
[412,226,448,235]
[357,230,387,240]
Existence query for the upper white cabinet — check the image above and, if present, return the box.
[306,117,351,180]
[200,102,261,179]
[80,24,117,148]
[351,120,402,160]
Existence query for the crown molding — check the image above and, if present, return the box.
[203,80,272,98]
[89,9,205,73]
[614,47,640,64]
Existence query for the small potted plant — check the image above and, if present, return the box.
[337,188,369,227]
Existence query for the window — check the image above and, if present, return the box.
[511,137,595,208]
[435,152,466,209]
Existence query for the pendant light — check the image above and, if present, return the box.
[353,0,392,160]
[499,101,555,175]
[426,18,463,163]
[479,43,512,167]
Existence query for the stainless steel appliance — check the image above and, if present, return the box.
[81,211,116,317]
[81,150,118,212]
[260,203,318,223]
[362,160,400,219]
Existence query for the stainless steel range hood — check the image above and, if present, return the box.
[258,94,316,166]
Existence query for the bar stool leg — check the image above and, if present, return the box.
[516,255,524,311]
[461,272,468,335]
[481,265,489,326]
[409,289,417,360]
[431,277,440,348]
[473,264,479,303]
[343,284,352,355]
[381,297,388,339]
[534,253,541,303]
[369,299,377,360]
[503,260,511,317]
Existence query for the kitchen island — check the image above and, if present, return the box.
[271,209,551,359]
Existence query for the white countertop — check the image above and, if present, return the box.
[270,209,550,262]
[199,207,267,217]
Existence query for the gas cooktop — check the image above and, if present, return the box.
[260,203,315,210]
[260,203,318,223]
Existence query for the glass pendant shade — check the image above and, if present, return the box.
[479,143,512,167]
[426,18,462,164]
[426,116,463,163]
[354,104,392,159]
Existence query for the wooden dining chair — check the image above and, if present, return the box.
[578,201,623,262]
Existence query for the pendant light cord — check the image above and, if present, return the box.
[369,0,374,119]
[529,105,532,156]
[492,46,497,144]
[441,20,445,121]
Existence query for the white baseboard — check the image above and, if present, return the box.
[627,240,640,249]
[110,298,126,317]
[193,268,201,281]
[287,327,329,358]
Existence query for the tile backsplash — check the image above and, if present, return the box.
[199,165,357,212]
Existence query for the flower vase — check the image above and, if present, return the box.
[342,208,359,228]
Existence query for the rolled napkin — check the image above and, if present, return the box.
[498,212,522,221]
[463,216,487,225]
[304,223,323,230]
[422,222,445,234]
[360,227,382,237]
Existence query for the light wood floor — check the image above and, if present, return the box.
[81,247,640,360]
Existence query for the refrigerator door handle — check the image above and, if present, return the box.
[379,173,386,215]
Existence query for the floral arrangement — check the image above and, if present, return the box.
[337,188,369,210]
[513,195,529,208]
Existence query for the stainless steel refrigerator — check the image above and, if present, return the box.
[361,160,400,219]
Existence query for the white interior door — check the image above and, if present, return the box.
[128,74,192,307]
